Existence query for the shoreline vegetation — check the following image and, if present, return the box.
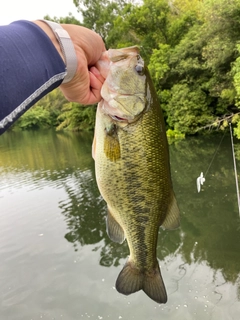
[9,0,240,139]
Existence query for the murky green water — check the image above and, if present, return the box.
[0,129,240,320]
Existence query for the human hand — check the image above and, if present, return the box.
[59,24,106,105]
[33,21,106,105]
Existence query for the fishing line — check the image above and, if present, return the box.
[197,123,240,217]
[205,130,227,178]
[196,122,240,216]
[196,129,227,192]
[229,122,240,217]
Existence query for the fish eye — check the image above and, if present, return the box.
[135,64,145,76]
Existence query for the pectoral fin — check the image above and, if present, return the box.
[92,132,96,160]
[106,206,125,244]
[104,124,121,162]
[161,191,180,230]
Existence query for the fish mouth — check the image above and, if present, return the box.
[101,96,145,124]
[102,100,134,123]
[110,115,128,122]
[109,112,144,125]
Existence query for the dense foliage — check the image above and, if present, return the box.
[12,0,240,138]
[12,89,96,132]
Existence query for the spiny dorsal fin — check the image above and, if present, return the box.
[106,206,125,244]
[162,191,180,230]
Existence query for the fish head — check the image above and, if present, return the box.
[97,46,146,124]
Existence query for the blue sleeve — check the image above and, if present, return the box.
[0,20,67,134]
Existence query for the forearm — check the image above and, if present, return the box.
[0,20,66,134]
[32,20,66,63]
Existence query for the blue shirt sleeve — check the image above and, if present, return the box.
[0,20,67,134]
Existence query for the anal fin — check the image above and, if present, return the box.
[162,191,180,230]
[106,206,125,244]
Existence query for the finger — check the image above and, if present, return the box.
[90,66,105,82]
[87,71,104,104]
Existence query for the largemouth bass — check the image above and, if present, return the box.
[92,46,180,304]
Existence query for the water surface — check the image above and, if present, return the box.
[0,130,240,320]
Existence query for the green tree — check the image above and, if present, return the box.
[148,0,240,135]
[232,44,240,108]
[44,13,82,25]
[171,0,203,15]
[107,0,198,60]
[10,0,240,136]
[15,106,52,130]
[57,102,96,131]
[11,89,67,131]
[103,3,136,48]
[198,0,240,116]
[166,83,212,134]
[73,0,129,41]
[127,0,171,50]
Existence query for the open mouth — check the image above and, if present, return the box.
[110,115,128,122]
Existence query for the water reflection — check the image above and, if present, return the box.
[58,168,130,267]
[0,130,240,319]
[171,135,240,283]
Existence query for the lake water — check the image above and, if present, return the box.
[0,129,240,320]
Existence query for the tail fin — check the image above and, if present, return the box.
[115,259,167,304]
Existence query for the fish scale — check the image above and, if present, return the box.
[93,46,180,304]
